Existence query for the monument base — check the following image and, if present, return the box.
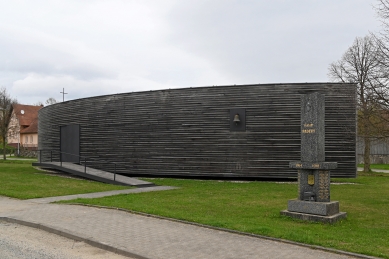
[287,200,340,216]
[280,210,347,224]
[280,199,347,224]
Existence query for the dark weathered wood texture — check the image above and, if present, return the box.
[38,83,357,178]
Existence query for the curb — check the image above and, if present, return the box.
[0,217,151,259]
[0,202,383,259]
[63,203,382,259]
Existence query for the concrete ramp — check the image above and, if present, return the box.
[32,162,154,187]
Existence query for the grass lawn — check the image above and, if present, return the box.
[2,160,388,258]
[60,172,389,259]
[0,160,129,199]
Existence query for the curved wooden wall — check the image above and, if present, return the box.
[38,83,356,178]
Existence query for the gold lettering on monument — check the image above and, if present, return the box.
[302,129,316,134]
[302,123,315,134]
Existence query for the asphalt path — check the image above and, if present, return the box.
[3,157,36,161]
[357,167,389,173]
[0,221,134,259]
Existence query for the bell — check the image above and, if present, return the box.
[233,114,240,124]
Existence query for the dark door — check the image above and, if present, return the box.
[60,124,80,163]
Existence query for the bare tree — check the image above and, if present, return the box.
[0,87,17,160]
[328,35,389,172]
[375,1,389,38]
[45,97,57,106]
[371,0,389,105]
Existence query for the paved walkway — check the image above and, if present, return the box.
[357,167,389,173]
[33,162,153,187]
[0,189,378,259]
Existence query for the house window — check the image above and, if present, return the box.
[25,136,28,143]
[30,136,33,143]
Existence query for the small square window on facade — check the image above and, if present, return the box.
[230,108,246,131]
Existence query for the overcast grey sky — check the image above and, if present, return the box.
[0,0,382,105]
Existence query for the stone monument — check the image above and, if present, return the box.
[280,92,347,223]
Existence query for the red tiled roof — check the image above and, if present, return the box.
[12,104,42,129]
[20,117,38,134]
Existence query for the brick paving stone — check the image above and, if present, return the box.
[0,196,372,259]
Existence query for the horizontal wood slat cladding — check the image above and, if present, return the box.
[38,83,357,178]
